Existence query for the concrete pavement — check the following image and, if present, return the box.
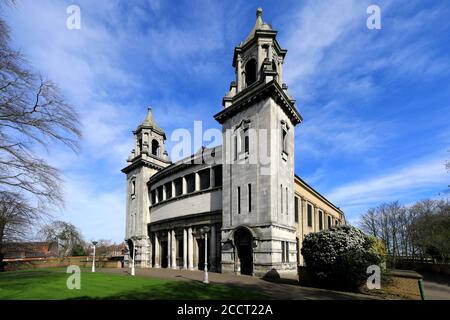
[100,267,380,300]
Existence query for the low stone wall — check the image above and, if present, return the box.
[4,256,123,270]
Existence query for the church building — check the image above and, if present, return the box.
[122,9,345,277]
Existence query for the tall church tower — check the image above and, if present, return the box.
[122,107,170,267]
[214,8,302,276]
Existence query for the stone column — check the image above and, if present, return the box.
[210,167,215,188]
[171,181,175,198]
[237,55,242,92]
[210,225,216,272]
[193,234,199,269]
[162,184,166,201]
[171,229,177,269]
[279,58,283,84]
[167,230,171,268]
[154,233,160,268]
[182,176,187,194]
[183,229,187,270]
[257,44,262,80]
[195,172,200,191]
[314,206,318,232]
[188,227,194,270]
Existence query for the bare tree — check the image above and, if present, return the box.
[0,11,81,270]
[0,18,81,210]
[39,220,84,257]
[0,191,45,269]
[359,207,379,238]
[360,199,450,267]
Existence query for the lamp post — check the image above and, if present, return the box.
[200,226,210,284]
[91,241,98,273]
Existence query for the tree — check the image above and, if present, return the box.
[94,239,113,257]
[359,199,450,266]
[0,191,44,270]
[0,4,81,269]
[0,18,81,208]
[39,221,84,257]
[359,208,379,238]
[410,202,450,263]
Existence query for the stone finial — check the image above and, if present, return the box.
[256,7,263,18]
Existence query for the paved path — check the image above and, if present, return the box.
[422,273,450,300]
[100,268,379,300]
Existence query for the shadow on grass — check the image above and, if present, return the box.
[66,281,266,300]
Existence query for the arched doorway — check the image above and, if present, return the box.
[234,228,253,275]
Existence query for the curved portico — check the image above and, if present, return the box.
[147,148,223,272]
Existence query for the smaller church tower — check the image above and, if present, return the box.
[122,107,171,267]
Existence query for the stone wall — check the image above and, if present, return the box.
[4,256,123,271]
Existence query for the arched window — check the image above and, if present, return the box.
[272,61,279,82]
[130,179,136,198]
[151,139,160,156]
[245,59,257,87]
[244,135,249,154]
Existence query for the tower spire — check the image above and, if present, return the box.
[137,105,165,136]
[241,7,272,46]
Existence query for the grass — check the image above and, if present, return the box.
[0,268,267,300]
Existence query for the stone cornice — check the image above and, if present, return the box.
[214,79,302,125]
[294,174,345,215]
[232,30,287,68]
[121,157,167,174]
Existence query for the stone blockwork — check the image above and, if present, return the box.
[122,8,345,277]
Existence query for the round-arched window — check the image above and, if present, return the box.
[245,59,257,87]
[151,139,160,156]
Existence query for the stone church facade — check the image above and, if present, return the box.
[122,9,345,277]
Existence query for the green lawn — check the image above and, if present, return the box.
[0,269,266,300]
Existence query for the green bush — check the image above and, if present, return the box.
[301,225,384,290]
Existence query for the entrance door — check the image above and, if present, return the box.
[234,228,253,276]
[161,241,168,268]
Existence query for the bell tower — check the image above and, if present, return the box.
[122,107,171,267]
[215,8,302,277]
[223,8,288,108]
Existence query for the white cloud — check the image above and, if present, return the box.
[58,174,125,242]
[327,154,450,220]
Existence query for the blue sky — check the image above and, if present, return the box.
[3,0,449,242]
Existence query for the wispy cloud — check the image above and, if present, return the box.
[4,0,449,241]
[327,153,450,220]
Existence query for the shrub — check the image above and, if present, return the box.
[301,225,384,290]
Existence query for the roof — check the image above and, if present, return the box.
[294,174,344,215]
[214,79,302,125]
[240,8,273,47]
[149,145,222,183]
[135,107,165,136]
